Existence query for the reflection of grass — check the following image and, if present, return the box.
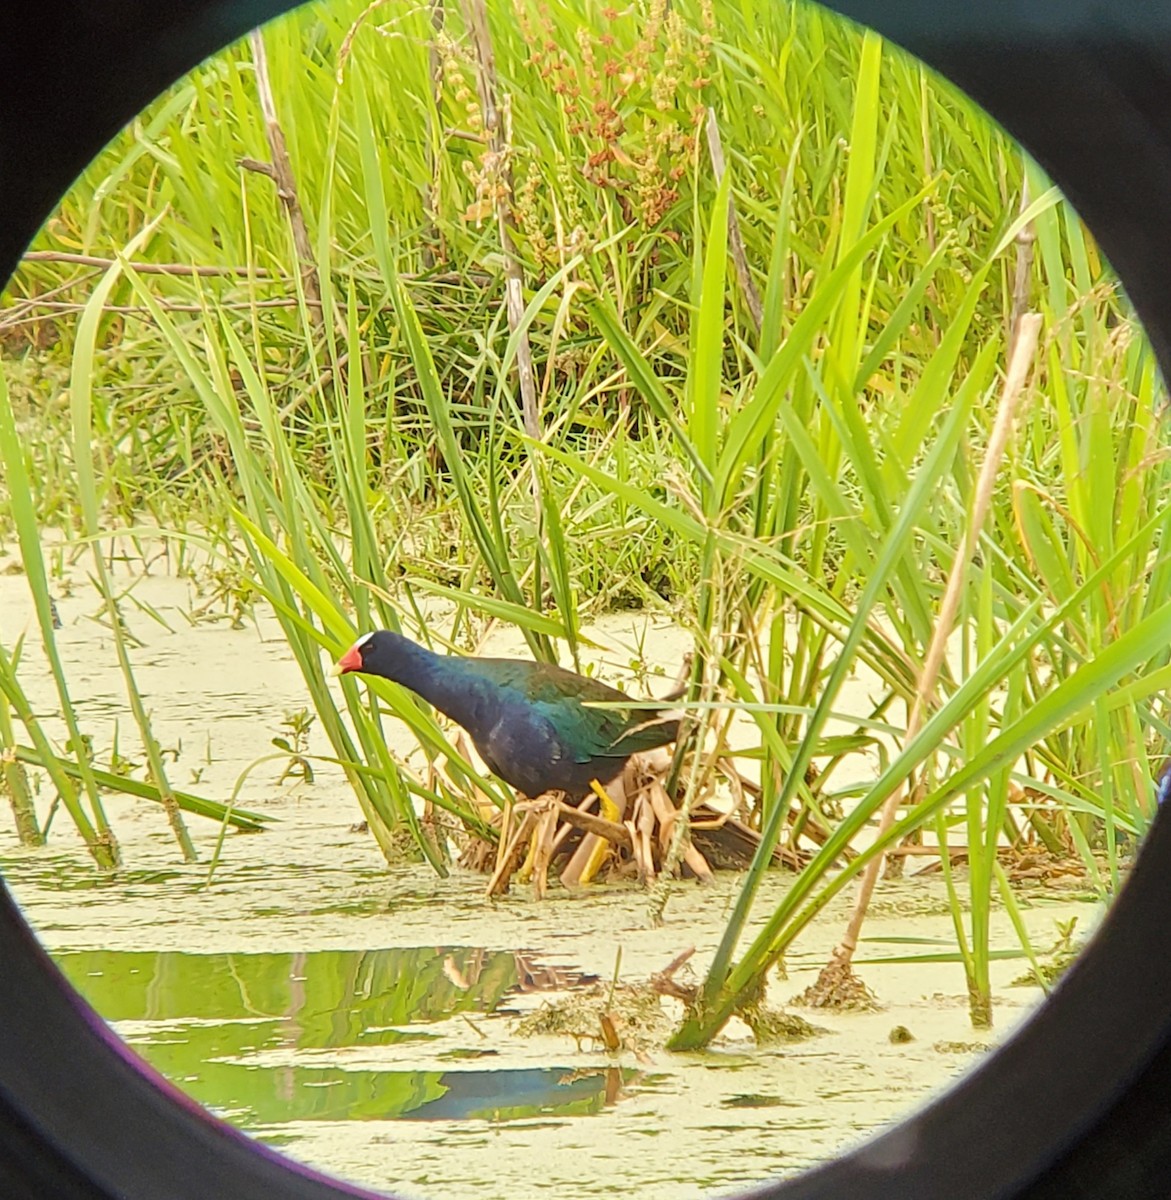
[159,1058,453,1127]
[67,948,632,1128]
[55,948,643,1125]
[55,945,522,1030]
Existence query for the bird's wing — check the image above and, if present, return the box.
[469,658,678,761]
[515,664,676,759]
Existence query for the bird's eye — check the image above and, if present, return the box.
[356,632,375,650]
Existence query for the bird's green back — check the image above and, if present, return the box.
[456,656,674,762]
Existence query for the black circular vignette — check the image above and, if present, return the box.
[4,3,1171,1198]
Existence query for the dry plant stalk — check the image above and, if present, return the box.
[554,796,634,849]
[682,840,715,883]
[460,0,540,438]
[2,750,43,847]
[463,768,752,895]
[529,801,559,899]
[705,108,762,333]
[21,251,272,278]
[245,29,324,336]
[626,792,660,883]
[650,945,698,1001]
[424,0,447,267]
[811,311,1045,995]
[550,791,597,855]
[648,777,678,851]
[1008,176,1036,360]
[486,802,537,896]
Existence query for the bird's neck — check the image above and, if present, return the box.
[379,633,492,733]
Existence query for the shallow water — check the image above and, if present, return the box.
[0,547,1105,1198]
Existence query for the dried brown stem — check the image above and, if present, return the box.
[424,0,446,268]
[705,108,762,334]
[1008,175,1036,361]
[461,0,539,438]
[552,797,633,849]
[486,805,537,897]
[247,28,324,336]
[20,251,271,278]
[682,841,715,883]
[530,802,559,900]
[650,946,698,1001]
[550,791,596,855]
[819,312,1044,985]
[658,652,696,703]
[628,795,657,883]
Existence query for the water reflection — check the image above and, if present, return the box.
[55,945,622,1127]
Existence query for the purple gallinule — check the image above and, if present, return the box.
[334,630,680,798]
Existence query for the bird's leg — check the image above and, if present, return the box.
[578,780,620,886]
[561,775,626,887]
[515,809,540,884]
[515,793,558,887]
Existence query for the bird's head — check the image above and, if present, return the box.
[332,631,380,677]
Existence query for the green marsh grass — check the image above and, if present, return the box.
[0,663,42,847]
[0,362,120,869]
[2,0,1168,1045]
[70,238,198,862]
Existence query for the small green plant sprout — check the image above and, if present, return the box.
[1053,917,1080,954]
[273,707,315,784]
[107,724,141,779]
[187,564,258,630]
[1012,917,1083,988]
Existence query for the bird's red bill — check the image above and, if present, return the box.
[333,645,363,675]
